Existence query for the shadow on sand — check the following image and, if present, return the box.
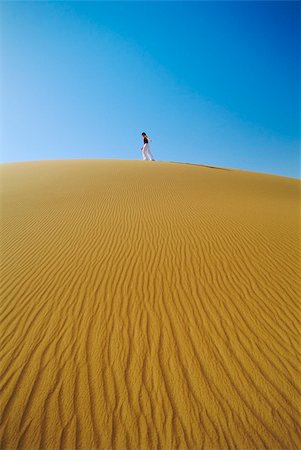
[167,161,232,171]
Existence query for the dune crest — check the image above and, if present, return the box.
[0,159,300,450]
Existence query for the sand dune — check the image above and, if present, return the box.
[0,159,300,450]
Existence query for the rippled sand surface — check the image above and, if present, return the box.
[0,159,300,450]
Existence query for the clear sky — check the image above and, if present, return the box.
[0,1,300,178]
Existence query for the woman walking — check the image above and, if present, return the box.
[141,132,155,161]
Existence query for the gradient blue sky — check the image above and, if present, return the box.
[0,1,300,177]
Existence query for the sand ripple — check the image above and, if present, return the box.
[0,160,300,449]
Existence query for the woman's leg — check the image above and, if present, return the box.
[147,147,155,161]
[142,145,148,160]
[143,144,151,160]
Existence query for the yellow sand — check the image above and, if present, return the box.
[0,159,300,450]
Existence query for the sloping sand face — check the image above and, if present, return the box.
[0,159,300,450]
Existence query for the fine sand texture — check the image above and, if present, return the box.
[0,159,300,450]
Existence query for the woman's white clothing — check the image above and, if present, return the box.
[142,143,155,161]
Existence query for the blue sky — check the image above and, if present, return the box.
[0,1,300,177]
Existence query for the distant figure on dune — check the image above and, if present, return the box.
[141,132,155,161]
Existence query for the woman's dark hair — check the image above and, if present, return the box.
[141,132,146,136]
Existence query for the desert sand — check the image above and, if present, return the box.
[0,159,300,450]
